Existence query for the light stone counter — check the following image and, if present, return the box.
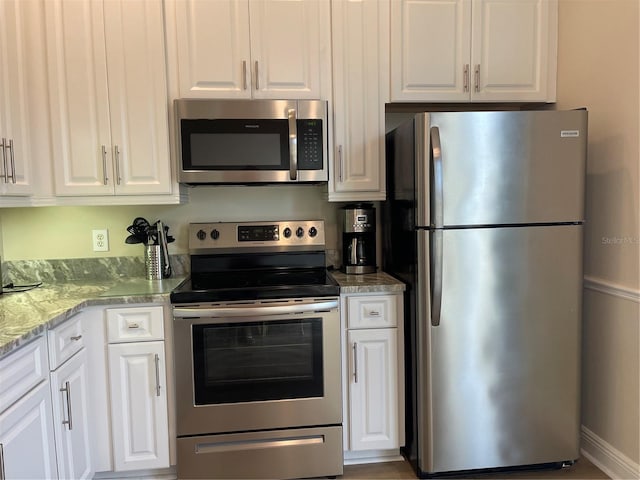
[330,270,405,294]
[0,276,185,358]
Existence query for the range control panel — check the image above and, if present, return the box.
[189,221,325,251]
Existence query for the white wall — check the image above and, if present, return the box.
[0,185,341,261]
[556,1,639,477]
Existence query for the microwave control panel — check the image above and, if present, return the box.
[297,119,323,169]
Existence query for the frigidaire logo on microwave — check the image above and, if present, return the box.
[175,99,328,185]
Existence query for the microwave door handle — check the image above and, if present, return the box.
[288,108,297,180]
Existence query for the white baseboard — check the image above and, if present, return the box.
[581,426,640,479]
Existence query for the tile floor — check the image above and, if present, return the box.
[340,457,609,479]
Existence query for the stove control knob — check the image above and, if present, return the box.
[283,227,292,238]
[296,227,305,238]
[210,229,220,240]
[309,226,318,237]
[196,229,207,241]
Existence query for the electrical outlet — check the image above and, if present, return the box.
[92,229,109,252]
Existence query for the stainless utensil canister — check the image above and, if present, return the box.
[144,244,162,280]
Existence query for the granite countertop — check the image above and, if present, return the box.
[330,270,405,294]
[0,276,185,358]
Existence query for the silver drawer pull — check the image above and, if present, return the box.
[368,310,380,316]
[128,323,140,329]
[70,335,82,341]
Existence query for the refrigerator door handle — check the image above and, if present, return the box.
[431,229,443,326]
[430,126,444,228]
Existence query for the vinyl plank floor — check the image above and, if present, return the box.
[340,457,609,479]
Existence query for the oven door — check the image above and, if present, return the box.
[173,298,341,436]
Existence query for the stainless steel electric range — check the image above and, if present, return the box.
[170,220,343,480]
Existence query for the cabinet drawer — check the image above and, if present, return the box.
[0,336,48,414]
[48,314,85,370]
[107,306,164,343]
[346,295,398,329]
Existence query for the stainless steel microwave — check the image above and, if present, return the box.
[175,99,328,184]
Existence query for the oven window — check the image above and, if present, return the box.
[192,318,324,404]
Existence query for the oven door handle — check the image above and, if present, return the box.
[173,299,338,319]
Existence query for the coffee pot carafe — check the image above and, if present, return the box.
[342,203,376,274]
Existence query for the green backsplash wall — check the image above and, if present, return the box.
[0,185,341,260]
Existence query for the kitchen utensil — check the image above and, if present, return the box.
[125,234,142,244]
[156,220,172,278]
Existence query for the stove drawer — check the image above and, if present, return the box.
[177,425,343,479]
[107,306,164,343]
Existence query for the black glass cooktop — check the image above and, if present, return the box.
[170,251,339,303]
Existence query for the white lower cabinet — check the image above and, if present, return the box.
[47,312,93,480]
[342,292,405,461]
[108,341,169,471]
[348,328,398,451]
[0,347,57,479]
[106,305,170,472]
[49,349,93,480]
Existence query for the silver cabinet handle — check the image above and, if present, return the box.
[101,145,108,185]
[128,323,139,329]
[154,354,161,397]
[1,138,7,183]
[7,139,15,184]
[0,443,5,480]
[337,145,343,182]
[60,381,73,430]
[114,145,121,185]
[368,310,380,316]
[352,342,358,383]
[463,64,469,92]
[287,108,298,180]
[70,335,82,341]
[474,64,480,92]
[242,60,247,90]
[254,60,259,90]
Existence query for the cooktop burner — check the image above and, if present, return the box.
[170,220,339,304]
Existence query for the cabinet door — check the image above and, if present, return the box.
[103,0,172,195]
[0,381,57,479]
[45,0,114,195]
[471,0,552,101]
[347,328,399,451]
[0,0,34,196]
[171,0,251,98]
[249,0,331,99]
[50,349,93,480]
[390,0,471,102]
[330,0,387,201]
[108,341,169,471]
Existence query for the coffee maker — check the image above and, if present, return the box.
[342,203,376,274]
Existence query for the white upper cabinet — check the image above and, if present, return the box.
[0,0,34,196]
[45,0,173,197]
[329,0,388,201]
[168,0,331,100]
[390,0,557,102]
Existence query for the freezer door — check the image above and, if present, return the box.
[424,110,587,227]
[418,225,582,474]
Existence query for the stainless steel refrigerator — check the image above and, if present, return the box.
[382,110,587,477]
